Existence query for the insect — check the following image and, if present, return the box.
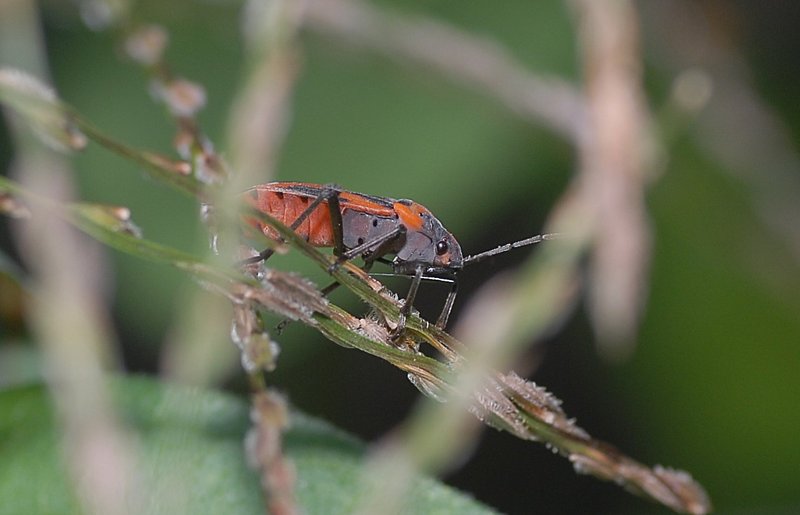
[241,182,553,331]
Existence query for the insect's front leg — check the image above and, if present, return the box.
[435,280,458,330]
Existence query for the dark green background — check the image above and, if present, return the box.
[2,1,799,513]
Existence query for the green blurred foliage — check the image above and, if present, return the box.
[2,0,800,514]
[0,376,495,515]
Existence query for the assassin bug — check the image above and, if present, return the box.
[241,182,553,331]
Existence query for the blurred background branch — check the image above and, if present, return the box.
[0,2,139,515]
[644,0,800,264]
[569,0,655,358]
[304,0,588,143]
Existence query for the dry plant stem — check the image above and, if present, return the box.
[570,0,653,356]
[254,209,711,514]
[9,148,140,515]
[77,7,224,185]
[0,67,199,196]
[303,0,588,144]
[0,3,139,515]
[121,22,226,184]
[0,71,198,197]
[75,119,199,195]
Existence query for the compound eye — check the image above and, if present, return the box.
[436,240,449,256]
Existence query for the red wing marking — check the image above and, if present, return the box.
[243,183,398,247]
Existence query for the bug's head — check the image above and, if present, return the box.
[392,202,463,277]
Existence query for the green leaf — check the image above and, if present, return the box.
[0,375,495,515]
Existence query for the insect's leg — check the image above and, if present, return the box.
[324,186,345,259]
[390,265,424,339]
[435,280,458,330]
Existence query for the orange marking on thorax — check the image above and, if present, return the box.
[393,202,426,231]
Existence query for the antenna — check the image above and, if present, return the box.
[462,233,562,266]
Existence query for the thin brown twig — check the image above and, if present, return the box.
[123,23,228,184]
[247,391,297,515]
[247,203,711,515]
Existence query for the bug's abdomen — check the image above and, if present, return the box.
[244,186,336,247]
